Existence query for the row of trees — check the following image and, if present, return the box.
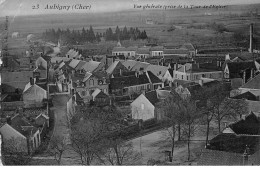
[48,106,140,165]
[42,26,148,45]
[159,82,248,161]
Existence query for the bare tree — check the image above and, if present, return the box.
[70,119,103,165]
[100,138,140,165]
[48,135,68,165]
[181,100,201,161]
[194,83,248,145]
[158,91,185,162]
[2,137,32,165]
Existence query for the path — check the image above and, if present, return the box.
[51,95,71,144]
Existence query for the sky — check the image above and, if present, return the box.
[0,0,259,17]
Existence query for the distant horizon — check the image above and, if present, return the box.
[0,0,260,18]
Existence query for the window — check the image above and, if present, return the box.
[182,75,183,79]
[34,137,37,148]
[89,79,94,86]
[82,91,86,96]
[37,134,40,145]
[187,76,189,80]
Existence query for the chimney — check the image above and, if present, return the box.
[225,54,230,61]
[249,23,253,53]
[199,79,203,86]
[30,77,34,85]
[135,71,139,78]
[6,116,12,125]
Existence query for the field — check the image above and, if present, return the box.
[1,3,260,54]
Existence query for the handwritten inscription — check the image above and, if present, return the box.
[134,4,227,10]
[32,4,91,11]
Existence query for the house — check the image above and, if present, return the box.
[223,61,257,89]
[91,88,111,106]
[180,43,196,56]
[131,89,171,121]
[70,71,109,103]
[34,55,51,79]
[174,82,202,100]
[35,56,48,70]
[106,61,129,76]
[136,47,150,59]
[80,60,102,73]
[198,112,260,165]
[122,60,138,71]
[0,114,41,155]
[150,46,164,57]
[68,59,81,69]
[1,70,34,93]
[173,63,223,83]
[163,48,189,57]
[109,71,152,96]
[66,49,81,59]
[112,46,138,58]
[1,93,24,111]
[131,61,150,72]
[23,78,47,108]
[239,73,260,96]
[145,65,172,85]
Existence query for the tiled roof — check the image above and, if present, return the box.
[1,71,33,85]
[240,74,260,89]
[75,61,87,70]
[69,59,81,69]
[146,71,162,84]
[145,91,159,105]
[80,61,101,73]
[232,91,258,101]
[23,107,47,119]
[95,91,109,99]
[198,149,243,165]
[229,112,260,135]
[112,47,127,52]
[92,71,108,79]
[150,46,164,51]
[126,46,138,51]
[145,65,169,78]
[136,47,150,54]
[122,60,138,70]
[163,48,189,55]
[180,43,195,51]
[9,114,39,137]
[227,62,256,78]
[131,62,150,72]
[110,73,150,90]
[106,61,120,74]
[207,133,259,154]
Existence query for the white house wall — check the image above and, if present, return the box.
[131,94,155,121]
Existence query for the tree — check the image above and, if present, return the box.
[48,135,68,165]
[197,83,248,145]
[70,119,104,165]
[99,138,140,165]
[2,137,32,165]
[181,99,201,161]
[158,91,185,162]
